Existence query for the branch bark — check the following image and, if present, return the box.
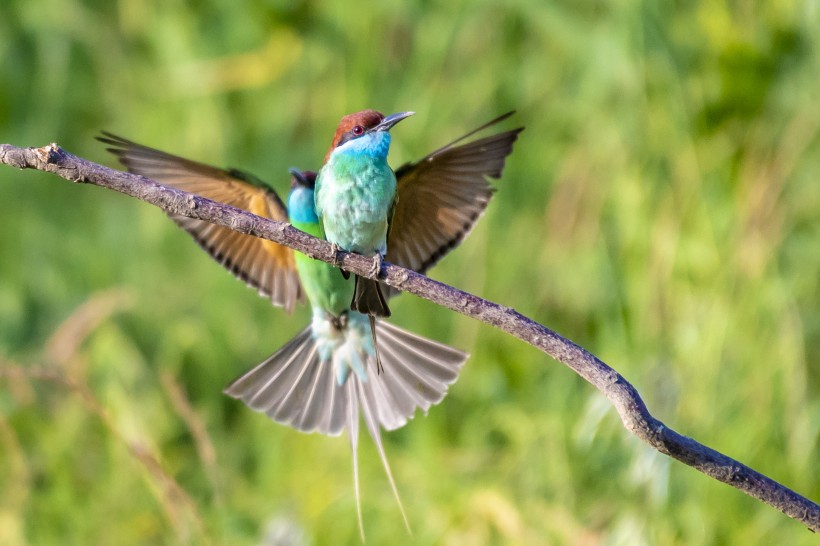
[2,142,818,531]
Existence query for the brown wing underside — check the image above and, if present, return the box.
[387,113,523,278]
[98,133,303,312]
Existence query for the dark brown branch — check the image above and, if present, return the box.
[2,142,818,531]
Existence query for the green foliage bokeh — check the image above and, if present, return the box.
[0,1,818,544]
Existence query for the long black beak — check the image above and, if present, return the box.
[372,111,415,132]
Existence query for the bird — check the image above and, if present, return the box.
[314,110,414,320]
[314,110,414,375]
[238,168,470,537]
[98,111,523,538]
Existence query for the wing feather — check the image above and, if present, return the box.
[387,114,523,278]
[98,132,303,312]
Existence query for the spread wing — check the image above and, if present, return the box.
[387,112,523,276]
[98,132,303,312]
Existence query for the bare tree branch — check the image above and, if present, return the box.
[2,142,818,532]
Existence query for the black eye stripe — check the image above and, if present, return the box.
[336,126,366,148]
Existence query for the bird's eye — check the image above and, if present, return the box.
[352,125,364,136]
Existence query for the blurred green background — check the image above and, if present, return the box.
[1,1,818,544]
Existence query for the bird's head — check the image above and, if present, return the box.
[325,110,414,162]
[289,168,317,190]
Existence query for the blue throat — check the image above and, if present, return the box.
[332,131,392,163]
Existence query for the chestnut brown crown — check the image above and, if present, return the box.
[325,110,385,162]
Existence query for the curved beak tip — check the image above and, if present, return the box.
[376,111,415,131]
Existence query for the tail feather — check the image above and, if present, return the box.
[223,326,348,436]
[371,342,435,425]
[347,380,366,542]
[269,350,322,425]
[380,322,465,384]
[317,362,348,434]
[352,276,391,317]
[368,315,384,376]
[368,320,468,431]
[356,378,411,535]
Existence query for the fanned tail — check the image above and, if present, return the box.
[223,317,469,538]
[352,276,390,317]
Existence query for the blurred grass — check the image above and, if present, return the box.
[0,0,818,544]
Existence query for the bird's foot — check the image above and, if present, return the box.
[331,243,350,280]
[330,242,343,265]
[368,252,384,279]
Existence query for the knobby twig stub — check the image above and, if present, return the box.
[1,142,817,532]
